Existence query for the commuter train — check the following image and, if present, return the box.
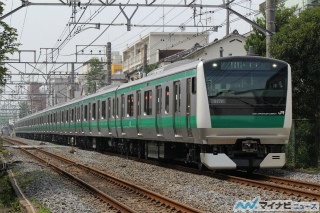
[15,56,292,171]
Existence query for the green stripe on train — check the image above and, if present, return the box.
[211,115,285,128]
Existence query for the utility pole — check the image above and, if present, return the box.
[266,0,276,58]
[226,0,230,35]
[106,42,112,85]
[143,44,148,75]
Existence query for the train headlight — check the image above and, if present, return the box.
[242,140,257,152]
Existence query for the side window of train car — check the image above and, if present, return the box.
[101,100,106,119]
[84,105,88,121]
[77,106,80,121]
[108,98,111,119]
[71,108,75,122]
[144,90,152,116]
[137,91,141,116]
[121,95,125,118]
[192,77,196,94]
[174,82,181,113]
[156,86,162,114]
[127,94,134,117]
[112,98,115,118]
[66,109,69,123]
[61,111,64,123]
[92,102,96,120]
[165,86,170,114]
[116,98,119,118]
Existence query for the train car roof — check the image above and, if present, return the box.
[16,59,201,123]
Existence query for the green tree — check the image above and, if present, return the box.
[270,7,320,168]
[85,58,106,94]
[244,2,296,56]
[0,2,20,86]
[270,7,320,120]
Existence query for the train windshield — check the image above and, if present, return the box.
[203,58,288,115]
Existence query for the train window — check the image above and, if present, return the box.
[77,107,80,121]
[116,98,119,118]
[101,101,106,119]
[61,111,64,123]
[127,94,134,117]
[84,105,88,121]
[174,82,181,113]
[144,90,152,115]
[108,98,111,119]
[165,86,170,114]
[121,95,125,118]
[137,91,141,116]
[81,105,84,121]
[92,103,96,120]
[112,99,115,118]
[156,86,162,114]
[71,108,74,122]
[66,110,69,122]
[192,77,196,94]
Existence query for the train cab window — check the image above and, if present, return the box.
[165,86,170,114]
[127,94,134,117]
[92,103,96,120]
[84,105,88,121]
[101,101,106,119]
[144,90,152,115]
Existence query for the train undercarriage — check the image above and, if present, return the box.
[16,132,286,171]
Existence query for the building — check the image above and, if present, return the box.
[28,82,46,113]
[162,30,247,63]
[49,77,69,106]
[122,32,209,74]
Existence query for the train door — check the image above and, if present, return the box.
[136,90,142,135]
[173,81,183,136]
[155,86,163,136]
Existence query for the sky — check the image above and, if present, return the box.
[0,0,265,116]
[2,0,265,63]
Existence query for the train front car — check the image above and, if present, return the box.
[196,56,292,170]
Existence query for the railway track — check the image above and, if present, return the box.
[3,137,202,213]
[4,137,320,203]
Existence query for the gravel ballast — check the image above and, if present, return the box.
[4,139,319,212]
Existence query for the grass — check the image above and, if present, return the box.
[0,173,21,212]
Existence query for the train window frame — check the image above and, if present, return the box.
[127,94,134,117]
[84,105,88,121]
[137,91,141,116]
[156,86,162,114]
[66,109,69,123]
[121,94,125,118]
[108,98,111,119]
[92,102,96,120]
[101,100,106,119]
[192,77,196,94]
[144,90,152,116]
[165,86,170,114]
[71,108,75,122]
